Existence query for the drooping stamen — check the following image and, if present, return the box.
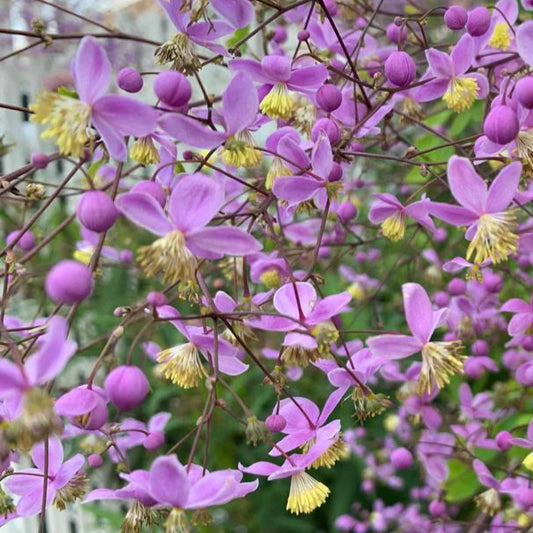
[419,341,466,394]
[488,21,511,51]
[381,212,406,241]
[466,212,518,265]
[442,77,479,113]
[281,345,321,367]
[164,508,190,533]
[286,471,330,515]
[245,416,269,446]
[351,387,393,422]
[474,488,501,516]
[221,131,262,168]
[30,92,93,158]
[53,473,89,510]
[302,435,349,469]
[311,321,339,355]
[137,231,197,284]
[516,130,533,176]
[155,33,201,75]
[260,83,295,120]
[130,136,160,165]
[157,343,206,389]
[121,501,158,533]
[266,158,292,190]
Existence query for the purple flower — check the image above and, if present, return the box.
[4,437,85,516]
[368,283,466,394]
[116,173,262,284]
[501,295,533,336]
[516,21,533,67]
[30,37,158,160]
[430,156,522,264]
[415,34,488,112]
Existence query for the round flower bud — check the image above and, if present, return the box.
[117,68,143,93]
[31,152,49,169]
[434,291,450,307]
[265,414,287,433]
[88,454,103,468]
[328,162,343,182]
[272,26,288,44]
[515,77,533,109]
[154,71,192,108]
[7,230,35,252]
[367,249,380,261]
[517,488,533,510]
[466,7,491,36]
[391,447,413,470]
[447,278,466,296]
[131,180,167,207]
[120,250,133,263]
[337,201,357,223]
[144,430,165,450]
[76,190,119,233]
[495,430,513,451]
[104,365,149,411]
[316,84,342,112]
[444,6,468,30]
[384,51,416,88]
[386,23,407,44]
[355,251,367,262]
[55,385,108,431]
[297,29,310,41]
[311,118,341,144]
[472,340,489,356]
[483,105,519,145]
[483,271,503,293]
[429,500,446,517]
[45,260,93,304]
[361,479,374,493]
[147,291,167,307]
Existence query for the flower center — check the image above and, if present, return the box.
[381,211,406,241]
[286,471,330,515]
[137,230,197,284]
[221,130,262,168]
[489,21,511,51]
[442,77,479,113]
[155,33,201,75]
[157,342,206,389]
[419,341,466,394]
[467,212,518,265]
[260,83,295,120]
[30,92,92,158]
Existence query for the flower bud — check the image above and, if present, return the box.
[466,7,491,37]
[472,340,489,356]
[55,385,108,431]
[367,249,380,261]
[328,162,343,182]
[272,26,287,44]
[391,447,413,470]
[429,500,446,517]
[447,278,466,296]
[384,51,416,88]
[88,454,103,468]
[265,414,287,433]
[434,291,450,307]
[117,68,143,93]
[311,118,341,144]
[120,250,133,263]
[45,260,93,304]
[337,201,357,223]
[147,291,166,307]
[515,77,533,109]
[316,84,342,112]
[495,430,513,451]
[131,180,167,207]
[104,365,149,411]
[386,23,407,44]
[31,152,49,169]
[144,430,165,450]
[7,230,35,252]
[444,6,468,30]
[483,105,519,145]
[154,71,192,108]
[76,190,119,233]
[297,29,310,41]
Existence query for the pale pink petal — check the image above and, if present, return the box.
[222,73,258,136]
[186,227,262,257]
[486,161,522,213]
[447,156,487,213]
[366,334,422,360]
[273,282,317,319]
[115,192,173,236]
[75,37,111,103]
[159,114,227,148]
[402,283,435,343]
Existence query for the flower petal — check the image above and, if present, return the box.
[486,161,522,213]
[75,37,111,103]
[366,334,422,360]
[517,21,533,67]
[447,156,486,213]
[159,113,227,149]
[149,456,189,507]
[187,227,262,257]
[222,73,258,136]
[402,283,435,343]
[115,192,173,236]
[274,282,316,319]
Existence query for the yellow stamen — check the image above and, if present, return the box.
[157,343,205,388]
[523,451,533,471]
[137,230,197,284]
[260,83,295,120]
[259,268,282,289]
[466,211,518,264]
[381,212,406,241]
[266,158,291,190]
[130,137,160,165]
[419,341,466,394]
[221,131,262,168]
[281,345,321,367]
[516,130,533,177]
[311,321,339,354]
[292,102,316,135]
[164,508,190,533]
[489,22,511,51]
[474,488,501,516]
[302,435,349,469]
[286,472,330,514]
[155,33,201,75]
[30,91,92,158]
[443,77,479,113]
[347,282,365,301]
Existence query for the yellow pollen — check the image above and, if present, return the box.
[266,157,292,190]
[381,212,406,241]
[466,211,518,264]
[311,321,339,354]
[130,137,160,165]
[465,264,483,282]
[259,268,282,288]
[442,77,479,113]
[157,343,206,389]
[73,247,94,265]
[260,83,295,120]
[419,341,466,394]
[523,451,533,472]
[221,131,262,168]
[155,33,201,75]
[286,472,330,515]
[137,230,197,284]
[30,91,92,158]
[489,22,511,51]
